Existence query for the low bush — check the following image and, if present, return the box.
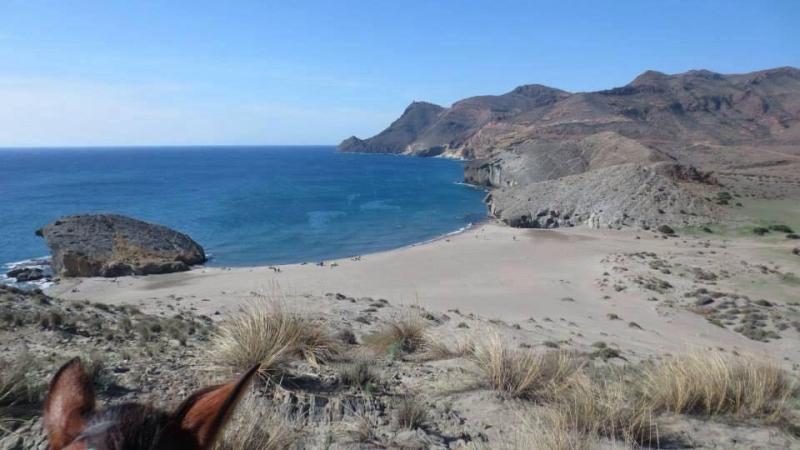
[656,225,674,235]
[768,224,793,233]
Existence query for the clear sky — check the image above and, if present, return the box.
[0,0,797,146]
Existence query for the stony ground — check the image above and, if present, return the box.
[2,276,800,449]
[3,169,800,449]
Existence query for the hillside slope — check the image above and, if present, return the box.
[338,67,800,229]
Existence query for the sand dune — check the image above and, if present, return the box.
[48,223,800,364]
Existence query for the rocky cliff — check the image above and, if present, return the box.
[338,67,800,229]
[37,214,206,277]
[485,163,722,230]
[463,131,671,188]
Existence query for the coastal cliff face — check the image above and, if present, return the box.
[463,131,671,188]
[37,214,206,277]
[338,101,445,155]
[485,163,722,230]
[339,67,800,229]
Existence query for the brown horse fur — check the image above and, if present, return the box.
[44,358,259,450]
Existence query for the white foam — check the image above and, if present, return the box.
[3,256,51,270]
[408,222,475,248]
[1,255,54,290]
[453,181,488,191]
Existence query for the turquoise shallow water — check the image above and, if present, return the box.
[0,146,486,269]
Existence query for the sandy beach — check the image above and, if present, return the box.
[47,222,800,364]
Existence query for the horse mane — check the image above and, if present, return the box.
[73,403,173,449]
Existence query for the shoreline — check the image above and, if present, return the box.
[45,222,800,365]
[1,219,489,287]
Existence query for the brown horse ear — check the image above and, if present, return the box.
[172,365,259,449]
[44,358,96,450]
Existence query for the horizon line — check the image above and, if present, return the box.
[0,143,339,150]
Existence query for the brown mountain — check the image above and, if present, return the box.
[337,67,800,163]
[338,67,800,230]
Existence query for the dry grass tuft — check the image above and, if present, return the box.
[215,394,301,450]
[364,313,428,358]
[422,335,475,360]
[640,351,795,420]
[336,403,384,446]
[396,395,428,430]
[211,297,339,380]
[471,333,581,401]
[556,369,657,445]
[513,408,598,450]
[337,360,381,391]
[0,352,44,407]
[514,394,648,450]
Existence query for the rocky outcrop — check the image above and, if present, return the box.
[464,131,672,188]
[6,268,46,282]
[485,164,721,230]
[337,101,446,155]
[36,214,206,278]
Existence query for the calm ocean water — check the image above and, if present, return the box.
[0,146,486,271]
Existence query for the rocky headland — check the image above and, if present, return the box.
[339,67,800,229]
[36,214,206,278]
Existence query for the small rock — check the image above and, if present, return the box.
[695,297,714,306]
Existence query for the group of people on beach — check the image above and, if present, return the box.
[304,255,362,268]
[268,265,281,273]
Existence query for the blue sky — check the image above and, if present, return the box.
[0,0,797,146]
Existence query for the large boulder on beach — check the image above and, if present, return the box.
[36,214,206,278]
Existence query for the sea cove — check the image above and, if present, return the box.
[0,146,486,270]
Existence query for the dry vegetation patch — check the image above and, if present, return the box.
[554,369,655,445]
[337,360,382,392]
[422,334,475,360]
[470,333,581,401]
[0,353,44,409]
[396,395,428,430]
[215,394,302,450]
[471,332,798,448]
[364,313,428,358]
[640,352,795,420]
[211,298,339,381]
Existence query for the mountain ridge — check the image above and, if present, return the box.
[338,67,800,230]
[338,66,800,162]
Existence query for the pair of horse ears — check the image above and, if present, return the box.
[44,358,259,450]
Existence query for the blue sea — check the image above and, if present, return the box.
[0,146,486,277]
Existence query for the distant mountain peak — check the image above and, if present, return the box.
[402,101,444,115]
[628,70,669,86]
[510,84,570,97]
